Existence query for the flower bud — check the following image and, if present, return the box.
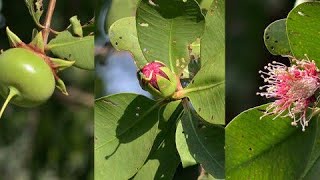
[137,61,178,98]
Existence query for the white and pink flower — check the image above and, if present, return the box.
[257,57,320,131]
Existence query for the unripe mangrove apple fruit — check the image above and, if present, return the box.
[137,61,178,98]
[0,48,55,117]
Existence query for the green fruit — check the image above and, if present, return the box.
[0,48,55,117]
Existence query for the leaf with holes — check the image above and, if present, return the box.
[181,106,225,179]
[264,19,292,56]
[136,0,205,74]
[47,31,94,70]
[25,0,43,27]
[109,17,148,68]
[134,101,182,180]
[176,120,197,168]
[287,2,320,62]
[95,94,160,180]
[225,104,320,179]
[183,0,225,125]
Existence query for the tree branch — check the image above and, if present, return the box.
[42,0,56,44]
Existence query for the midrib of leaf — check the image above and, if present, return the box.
[228,126,313,173]
[95,100,163,150]
[48,36,93,48]
[184,107,224,169]
[184,80,224,94]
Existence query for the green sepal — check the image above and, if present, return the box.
[69,16,83,37]
[6,27,23,47]
[29,31,45,53]
[31,28,39,41]
[56,78,68,95]
[156,74,177,98]
[50,57,75,72]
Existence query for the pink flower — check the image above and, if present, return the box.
[257,58,320,131]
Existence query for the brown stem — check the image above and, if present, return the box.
[42,0,56,45]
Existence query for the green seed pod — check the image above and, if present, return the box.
[137,61,178,98]
[0,48,55,117]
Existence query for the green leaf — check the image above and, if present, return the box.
[181,105,225,179]
[183,0,225,125]
[176,120,197,168]
[109,17,148,68]
[201,0,225,67]
[24,0,43,27]
[47,31,94,70]
[264,19,292,56]
[95,94,161,180]
[136,0,205,74]
[69,16,83,37]
[106,0,139,30]
[225,104,319,179]
[134,101,182,180]
[184,61,225,125]
[287,2,320,62]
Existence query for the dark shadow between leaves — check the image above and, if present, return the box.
[104,95,161,160]
[133,102,184,179]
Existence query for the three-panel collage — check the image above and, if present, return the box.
[0,0,319,179]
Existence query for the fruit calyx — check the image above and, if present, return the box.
[6,27,74,95]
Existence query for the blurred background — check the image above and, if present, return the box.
[226,0,295,122]
[0,0,94,179]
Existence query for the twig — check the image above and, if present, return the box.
[42,0,56,44]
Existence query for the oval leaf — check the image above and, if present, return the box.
[287,2,320,62]
[109,17,148,68]
[136,0,205,74]
[184,0,225,125]
[264,19,292,56]
[47,31,94,70]
[226,104,319,179]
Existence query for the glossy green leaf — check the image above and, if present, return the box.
[201,0,225,67]
[287,2,320,62]
[184,0,225,125]
[47,31,94,70]
[109,17,148,68]
[95,94,161,180]
[225,104,320,179]
[181,105,225,179]
[264,19,292,56]
[134,101,182,180]
[176,120,197,168]
[184,61,225,125]
[25,0,43,27]
[136,0,205,74]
